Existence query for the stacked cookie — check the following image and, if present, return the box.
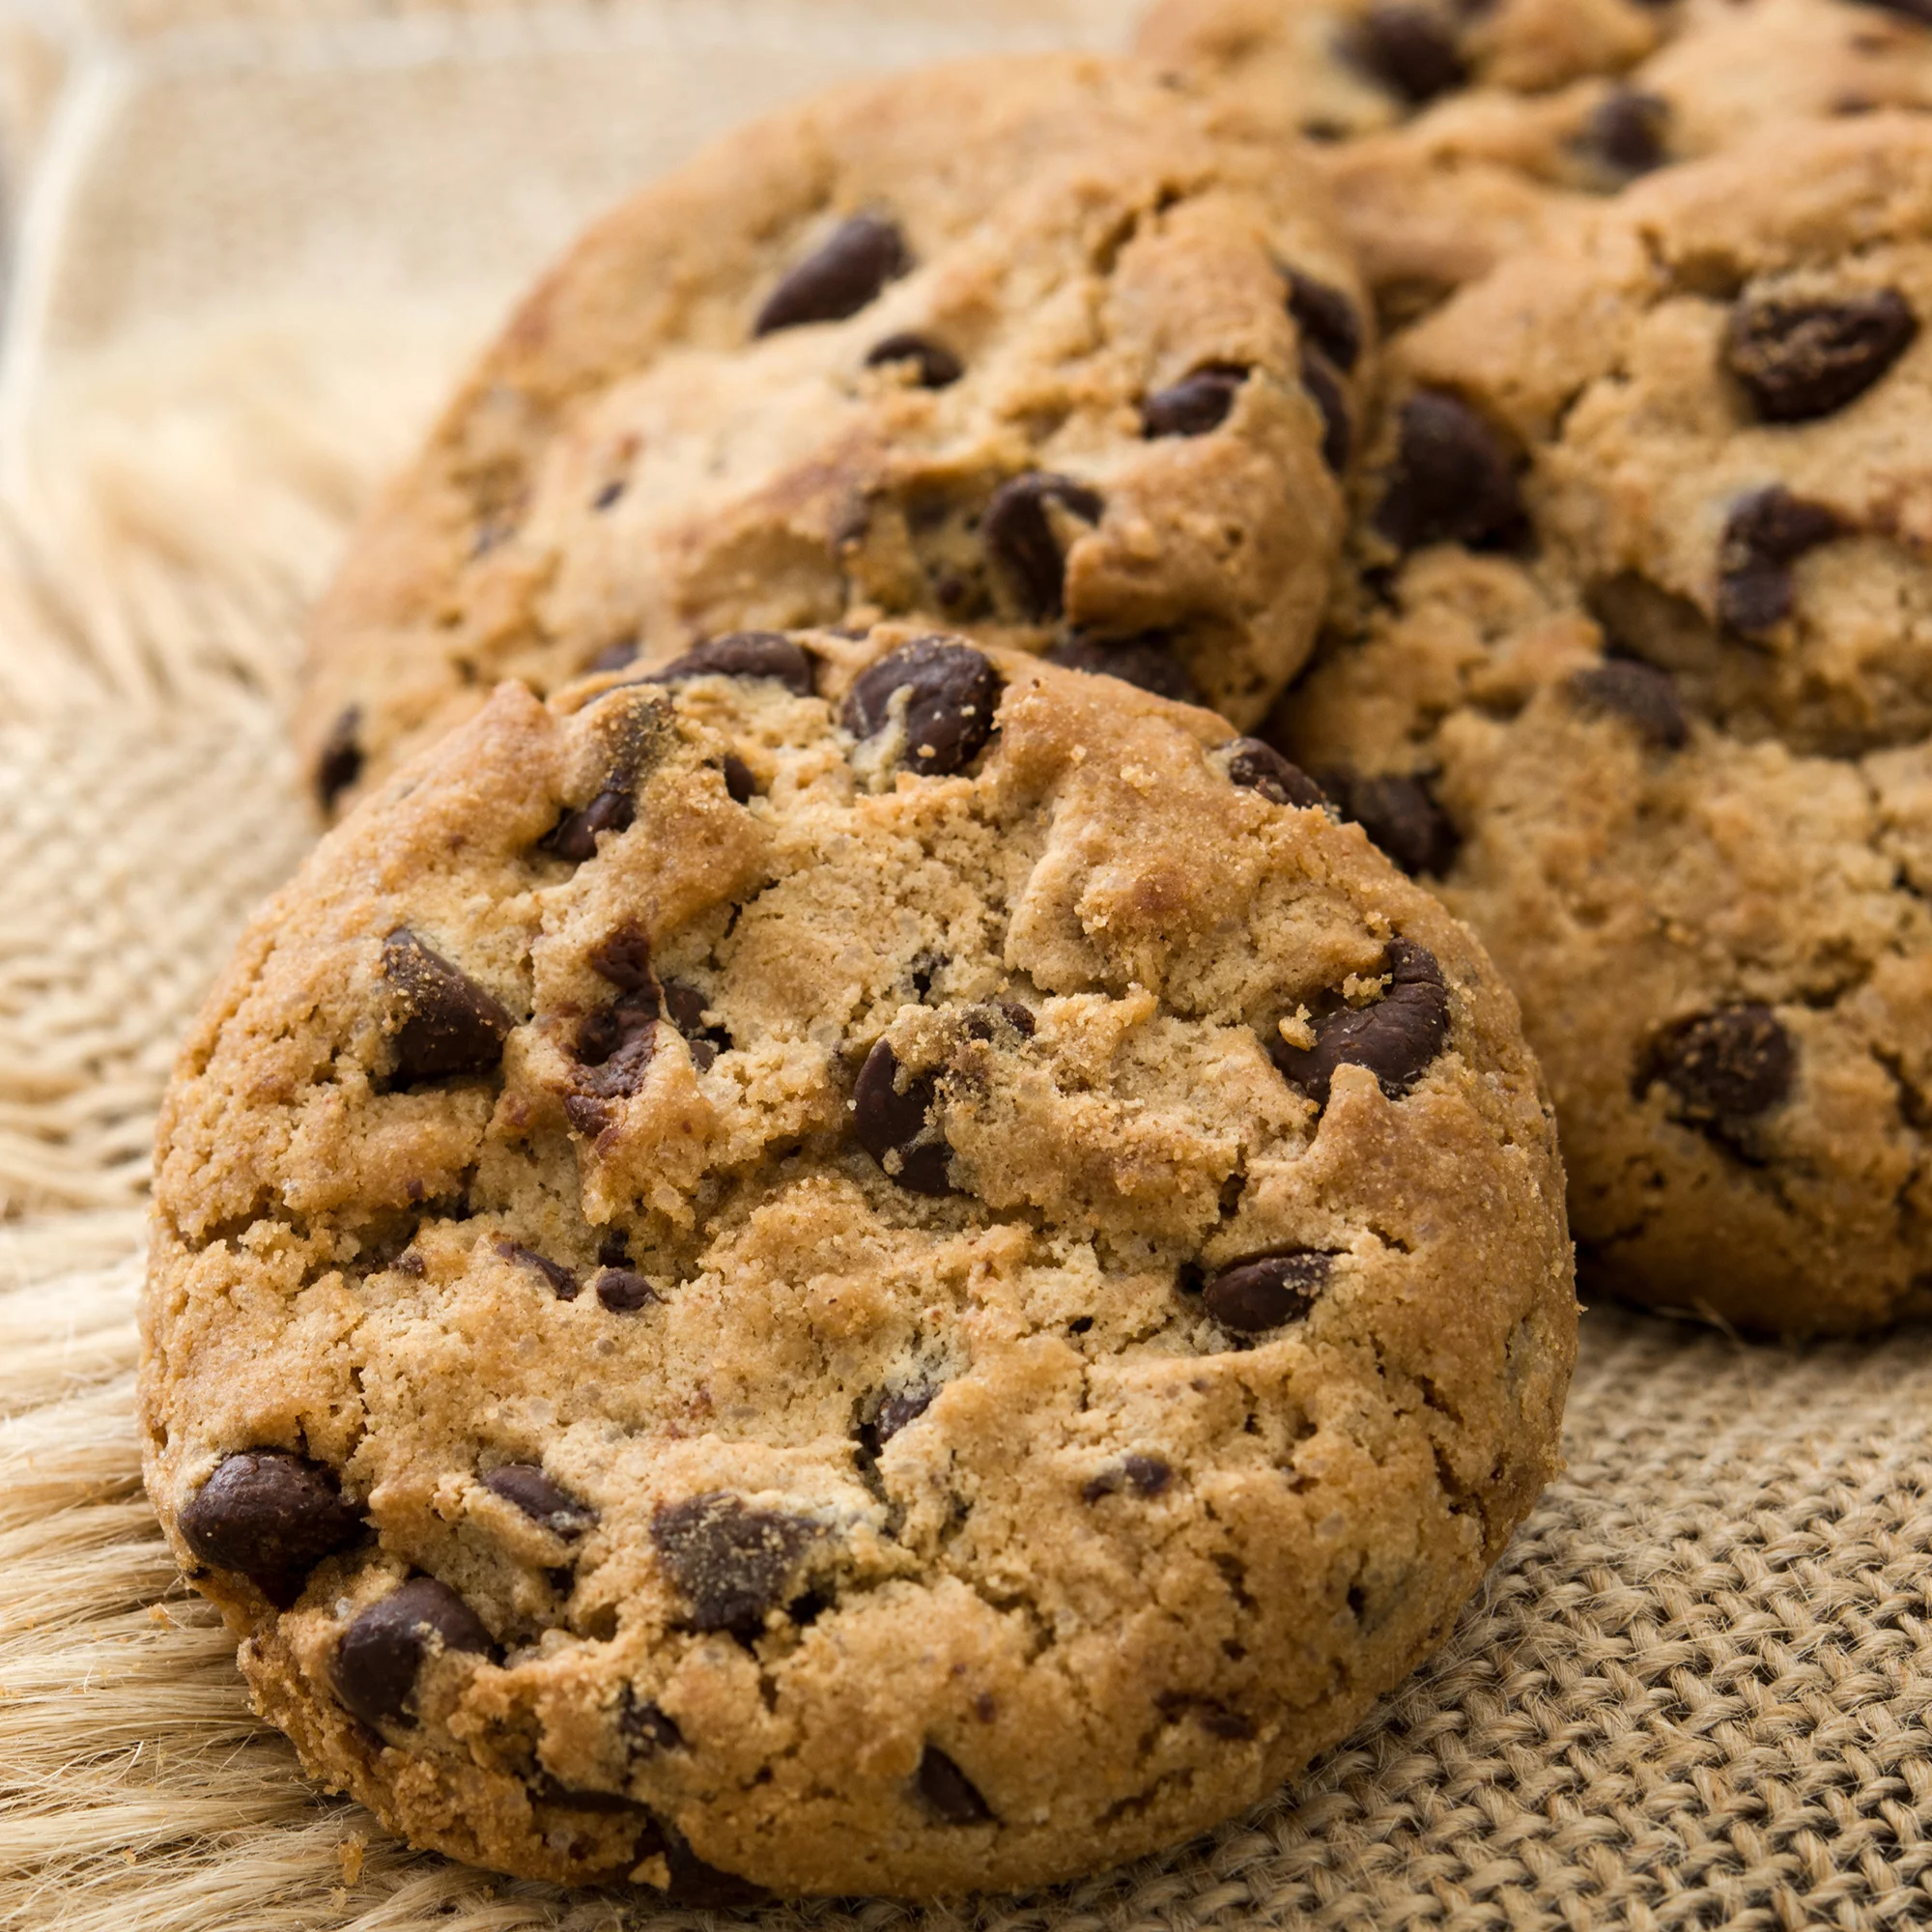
[143,6,1932,1899]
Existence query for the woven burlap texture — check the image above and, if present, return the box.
[1,3,1928,1927]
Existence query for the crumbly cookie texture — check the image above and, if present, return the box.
[300,52,1371,813]
[1267,116,1932,1337]
[145,630,1574,1899]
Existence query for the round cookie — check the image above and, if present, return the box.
[299,53,1372,813]
[1266,116,1932,1336]
[146,628,1575,1898]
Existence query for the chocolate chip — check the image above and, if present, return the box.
[1082,1454,1173,1503]
[620,1690,685,1757]
[1201,1250,1332,1333]
[654,632,817,696]
[495,1237,581,1301]
[866,331,963,388]
[661,979,708,1034]
[178,1451,361,1608]
[1852,0,1932,21]
[1300,349,1353,473]
[1725,289,1918,423]
[595,1268,658,1313]
[1226,739,1327,810]
[723,754,758,804]
[1142,365,1246,439]
[916,1747,994,1825]
[577,979,661,1099]
[1567,661,1689,749]
[869,1382,937,1451]
[1321,769,1460,878]
[383,930,513,1084]
[841,637,1002,777]
[588,923,654,991]
[540,787,635,864]
[753,214,910,336]
[1271,938,1451,1107]
[963,1000,1036,1042]
[597,1229,631,1267]
[1374,391,1522,553]
[651,1492,820,1637]
[1717,486,1840,636]
[332,1577,493,1727]
[586,638,639,673]
[1640,1005,1794,1120]
[592,481,626,512]
[1044,633,1201,706]
[483,1463,597,1535]
[1284,269,1364,374]
[982,473,1104,620]
[315,706,363,811]
[1582,89,1670,177]
[1157,1691,1256,1741]
[1353,3,1466,103]
[853,1039,952,1195]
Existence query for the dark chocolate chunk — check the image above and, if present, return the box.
[1082,1454,1174,1503]
[1321,768,1460,878]
[1582,89,1669,177]
[659,977,730,1069]
[1271,938,1451,1107]
[1201,1250,1332,1333]
[315,706,363,812]
[620,1690,685,1757]
[1284,268,1364,374]
[576,969,661,1100]
[1568,661,1689,749]
[853,1039,952,1194]
[1226,739,1327,810]
[1717,486,1840,636]
[383,930,513,1084]
[588,923,654,992]
[179,1450,361,1607]
[1142,364,1247,439]
[483,1463,597,1535]
[1374,391,1521,553]
[866,331,964,388]
[1300,348,1353,473]
[332,1577,492,1727]
[872,1382,937,1448]
[540,787,635,864]
[650,1492,820,1637]
[916,1747,994,1825]
[982,473,1104,619]
[595,1268,659,1313]
[1640,1005,1794,1121]
[654,632,817,696]
[586,638,639,673]
[1725,288,1917,423]
[753,214,910,336]
[1353,3,1466,103]
[495,1237,581,1301]
[1044,633,1201,706]
[841,637,1002,778]
[723,754,758,804]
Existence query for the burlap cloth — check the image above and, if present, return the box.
[2,6,1929,1926]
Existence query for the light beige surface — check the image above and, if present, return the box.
[0,0,1929,1926]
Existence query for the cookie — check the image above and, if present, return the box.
[1266,116,1932,1336]
[145,627,1575,1897]
[299,53,1371,813]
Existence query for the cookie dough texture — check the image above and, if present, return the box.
[299,52,1372,811]
[145,632,1574,1897]
[1271,117,1932,1337]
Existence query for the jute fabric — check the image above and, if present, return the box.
[1,4,1928,1927]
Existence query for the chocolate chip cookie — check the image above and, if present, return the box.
[1266,116,1932,1336]
[146,629,1575,1897]
[299,52,1372,814]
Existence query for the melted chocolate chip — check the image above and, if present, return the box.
[651,1492,820,1637]
[540,788,635,864]
[1640,1005,1794,1121]
[853,1039,952,1195]
[654,632,817,696]
[753,214,910,336]
[1142,365,1247,439]
[595,1268,659,1313]
[1044,633,1201,705]
[495,1237,581,1301]
[1226,739,1327,810]
[1300,349,1352,473]
[1271,939,1451,1107]
[1718,486,1840,636]
[483,1464,597,1535]
[1583,89,1669,177]
[842,637,1002,777]
[1568,661,1689,749]
[1082,1454,1173,1503]
[588,923,653,991]
[866,331,964,388]
[1375,391,1521,553]
[332,1577,492,1727]
[383,930,513,1084]
[982,473,1104,619]
[1321,768,1460,878]
[1201,1250,1332,1333]
[916,1746,994,1825]
[1284,269,1364,375]
[1726,289,1918,423]
[315,706,363,811]
[620,1690,685,1757]
[1353,3,1466,103]
[178,1451,361,1607]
